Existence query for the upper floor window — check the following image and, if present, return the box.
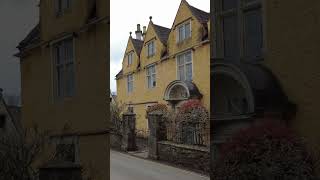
[53,38,75,98]
[214,0,263,61]
[127,74,134,93]
[127,52,133,66]
[177,51,192,81]
[55,0,72,16]
[146,65,156,88]
[147,41,155,57]
[177,22,191,43]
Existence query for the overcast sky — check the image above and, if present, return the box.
[110,0,210,93]
[0,0,39,97]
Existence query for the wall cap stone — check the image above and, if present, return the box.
[158,141,209,152]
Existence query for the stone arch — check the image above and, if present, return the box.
[164,80,202,108]
[211,62,255,116]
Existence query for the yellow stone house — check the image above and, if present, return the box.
[116,0,210,135]
[15,0,109,179]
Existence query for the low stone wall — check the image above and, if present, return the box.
[157,141,210,174]
[110,132,122,151]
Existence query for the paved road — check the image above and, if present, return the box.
[111,150,209,180]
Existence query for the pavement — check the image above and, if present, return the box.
[110,150,210,180]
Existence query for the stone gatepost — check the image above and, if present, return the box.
[148,112,166,160]
[121,112,137,151]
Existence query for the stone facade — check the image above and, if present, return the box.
[121,113,137,151]
[158,141,210,174]
[147,112,166,159]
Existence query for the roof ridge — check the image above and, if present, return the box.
[153,24,171,30]
[152,24,171,45]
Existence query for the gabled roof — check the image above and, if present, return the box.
[188,4,209,24]
[115,69,123,79]
[153,24,171,45]
[171,0,209,29]
[17,23,40,50]
[0,89,22,135]
[131,38,144,55]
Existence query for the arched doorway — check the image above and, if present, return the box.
[164,80,202,110]
[210,61,293,162]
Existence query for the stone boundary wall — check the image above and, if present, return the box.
[157,141,210,174]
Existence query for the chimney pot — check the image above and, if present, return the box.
[135,24,143,40]
[137,24,141,31]
[143,26,147,33]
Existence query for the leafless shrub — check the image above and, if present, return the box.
[110,101,125,134]
[0,124,50,180]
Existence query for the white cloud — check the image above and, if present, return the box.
[110,0,210,92]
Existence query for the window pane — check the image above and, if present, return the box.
[147,76,151,88]
[54,46,61,65]
[244,9,263,59]
[177,55,184,65]
[179,26,184,41]
[57,66,64,97]
[147,67,150,75]
[179,66,185,80]
[222,0,237,10]
[58,44,65,64]
[151,65,155,73]
[185,23,191,38]
[65,40,73,63]
[56,144,75,162]
[152,74,156,86]
[185,51,192,63]
[65,64,75,97]
[151,42,155,55]
[223,15,239,60]
[186,63,192,81]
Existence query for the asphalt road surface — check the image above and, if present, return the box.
[111,150,209,180]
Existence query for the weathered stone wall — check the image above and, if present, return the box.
[121,113,137,151]
[157,141,210,174]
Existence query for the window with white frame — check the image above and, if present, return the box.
[55,0,72,16]
[177,21,191,42]
[53,38,75,98]
[127,74,133,93]
[147,41,155,57]
[146,65,156,88]
[127,52,133,65]
[214,0,263,61]
[177,51,192,81]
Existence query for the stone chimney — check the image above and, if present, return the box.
[135,24,143,40]
[143,26,147,39]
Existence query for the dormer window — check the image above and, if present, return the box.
[55,0,72,16]
[177,21,191,43]
[127,52,134,66]
[147,41,155,57]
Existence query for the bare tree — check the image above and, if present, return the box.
[0,124,50,180]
